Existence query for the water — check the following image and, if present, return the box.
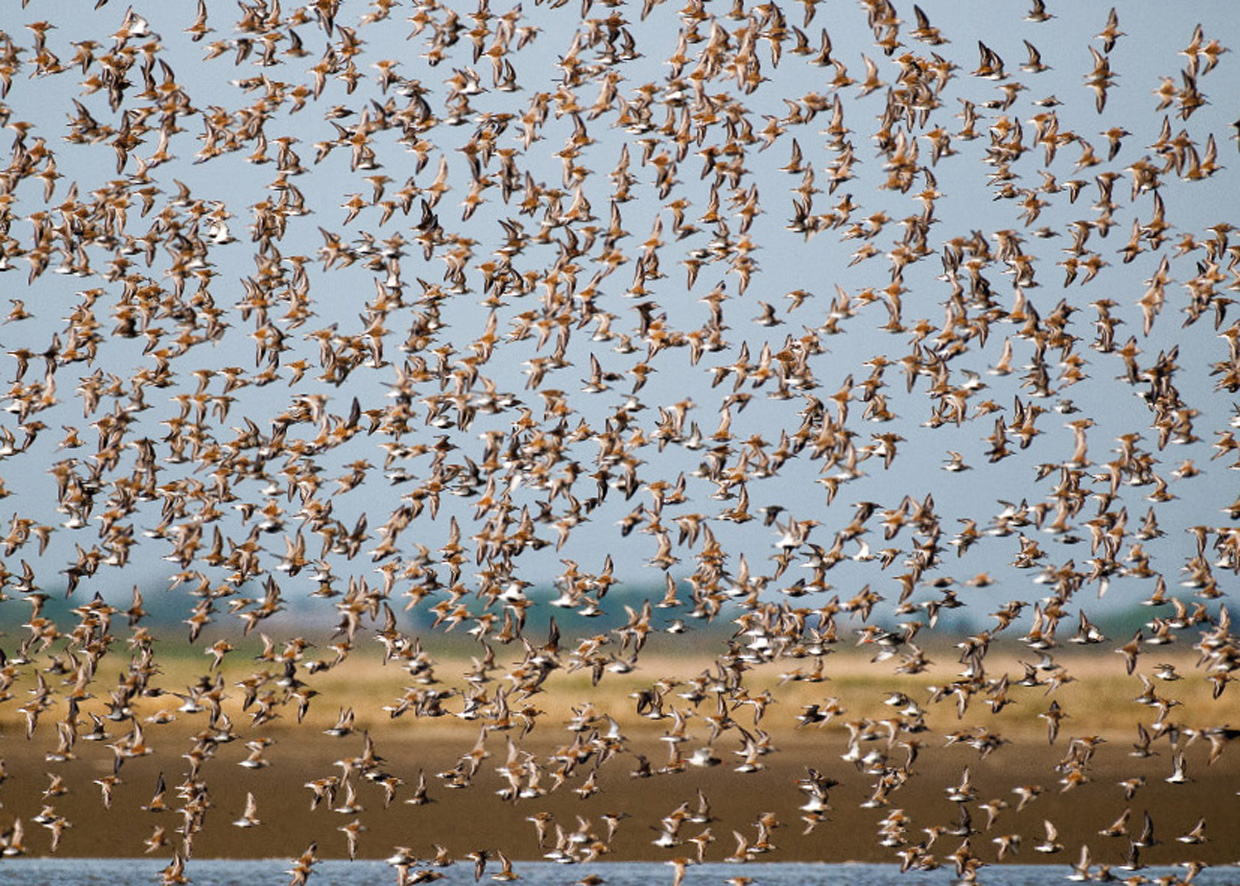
[0,860,1228,886]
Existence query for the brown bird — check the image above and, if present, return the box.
[233,792,260,828]
[1040,701,1067,744]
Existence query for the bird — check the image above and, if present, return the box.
[0,2,1234,880]
[1034,819,1063,854]
[145,825,169,855]
[142,773,168,813]
[1177,817,1208,844]
[666,857,693,886]
[1096,8,1125,53]
[339,820,366,861]
[287,842,319,886]
[1165,751,1191,784]
[1099,807,1131,837]
[232,792,260,828]
[1040,701,1067,744]
[491,851,519,881]
[469,850,491,882]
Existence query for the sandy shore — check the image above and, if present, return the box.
[0,644,1236,867]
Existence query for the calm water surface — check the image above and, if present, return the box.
[0,861,1230,886]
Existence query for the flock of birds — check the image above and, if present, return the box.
[0,0,1238,883]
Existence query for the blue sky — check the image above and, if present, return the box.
[0,1,1237,633]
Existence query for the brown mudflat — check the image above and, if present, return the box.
[1,648,1236,867]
